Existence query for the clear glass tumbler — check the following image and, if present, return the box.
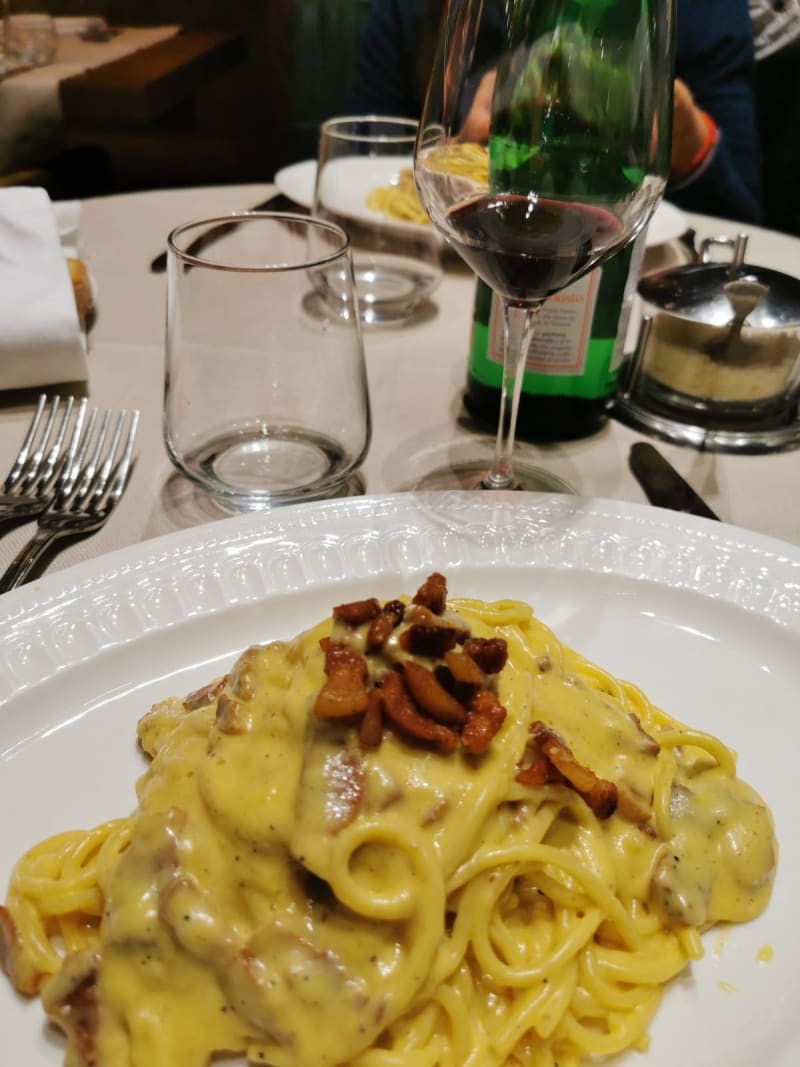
[164,212,371,510]
[3,11,56,66]
[311,116,444,326]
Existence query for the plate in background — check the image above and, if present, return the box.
[275,158,688,248]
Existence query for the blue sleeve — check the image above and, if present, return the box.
[670,0,763,224]
[344,0,423,117]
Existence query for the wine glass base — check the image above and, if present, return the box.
[412,461,575,494]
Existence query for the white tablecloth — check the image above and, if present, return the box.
[0,25,181,173]
[0,182,798,582]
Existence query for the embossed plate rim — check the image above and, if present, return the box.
[1,490,799,709]
[1,491,799,1066]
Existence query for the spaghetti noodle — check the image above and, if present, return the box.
[366,143,489,225]
[0,575,776,1067]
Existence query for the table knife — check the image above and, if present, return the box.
[149,193,298,273]
[629,442,720,521]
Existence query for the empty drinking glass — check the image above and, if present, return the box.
[311,116,444,326]
[4,10,56,67]
[164,212,371,510]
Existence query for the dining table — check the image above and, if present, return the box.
[0,179,798,585]
[2,183,800,1067]
[0,20,183,175]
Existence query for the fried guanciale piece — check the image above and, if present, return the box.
[333,598,382,626]
[366,600,405,651]
[515,757,562,788]
[444,649,486,688]
[616,783,653,827]
[463,637,508,675]
[402,661,469,725]
[358,688,385,747]
[183,675,229,711]
[0,906,42,996]
[379,671,459,753]
[530,722,618,819]
[315,644,370,719]
[462,688,507,755]
[399,623,467,658]
[412,572,448,614]
[41,951,100,1067]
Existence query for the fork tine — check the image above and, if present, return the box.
[103,410,139,510]
[46,397,89,497]
[88,410,127,508]
[3,394,49,491]
[0,406,140,592]
[19,396,63,491]
[74,409,112,502]
[35,396,75,490]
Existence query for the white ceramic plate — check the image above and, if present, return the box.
[274,158,688,248]
[277,155,434,240]
[1,492,798,1067]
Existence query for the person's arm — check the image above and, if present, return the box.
[669,0,762,224]
[344,0,423,117]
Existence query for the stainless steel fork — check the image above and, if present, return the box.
[0,407,139,593]
[0,394,88,523]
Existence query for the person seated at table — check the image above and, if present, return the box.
[345,0,763,226]
[749,0,800,235]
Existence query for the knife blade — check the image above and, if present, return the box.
[629,442,720,521]
[149,193,299,273]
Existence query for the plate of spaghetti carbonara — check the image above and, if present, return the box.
[0,492,797,1067]
[274,158,687,248]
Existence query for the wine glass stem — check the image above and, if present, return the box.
[481,299,544,491]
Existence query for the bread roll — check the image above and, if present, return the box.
[66,257,92,324]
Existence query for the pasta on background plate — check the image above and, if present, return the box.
[367,142,490,225]
[0,573,777,1067]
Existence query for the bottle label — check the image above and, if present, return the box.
[486,271,601,376]
[468,241,639,401]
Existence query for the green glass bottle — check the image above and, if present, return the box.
[464,235,645,441]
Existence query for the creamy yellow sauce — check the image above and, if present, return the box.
[2,593,777,1067]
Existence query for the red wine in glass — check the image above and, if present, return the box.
[444,193,624,303]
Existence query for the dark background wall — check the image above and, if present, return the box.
[45,0,372,191]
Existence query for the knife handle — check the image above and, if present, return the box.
[149,194,300,273]
[629,442,720,521]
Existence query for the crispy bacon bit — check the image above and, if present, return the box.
[315,575,508,757]
[358,689,384,747]
[400,624,466,657]
[515,756,561,787]
[41,952,100,1067]
[628,713,661,756]
[617,783,653,827]
[366,601,405,651]
[324,752,365,831]
[183,675,229,711]
[462,688,507,754]
[404,603,434,626]
[333,597,381,626]
[444,649,486,687]
[379,671,459,753]
[0,906,42,996]
[412,572,448,615]
[530,722,618,819]
[402,661,469,725]
[315,645,369,719]
[216,692,253,735]
[463,637,508,674]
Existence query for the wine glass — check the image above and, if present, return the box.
[413,0,675,490]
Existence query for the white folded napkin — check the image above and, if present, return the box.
[0,187,88,391]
